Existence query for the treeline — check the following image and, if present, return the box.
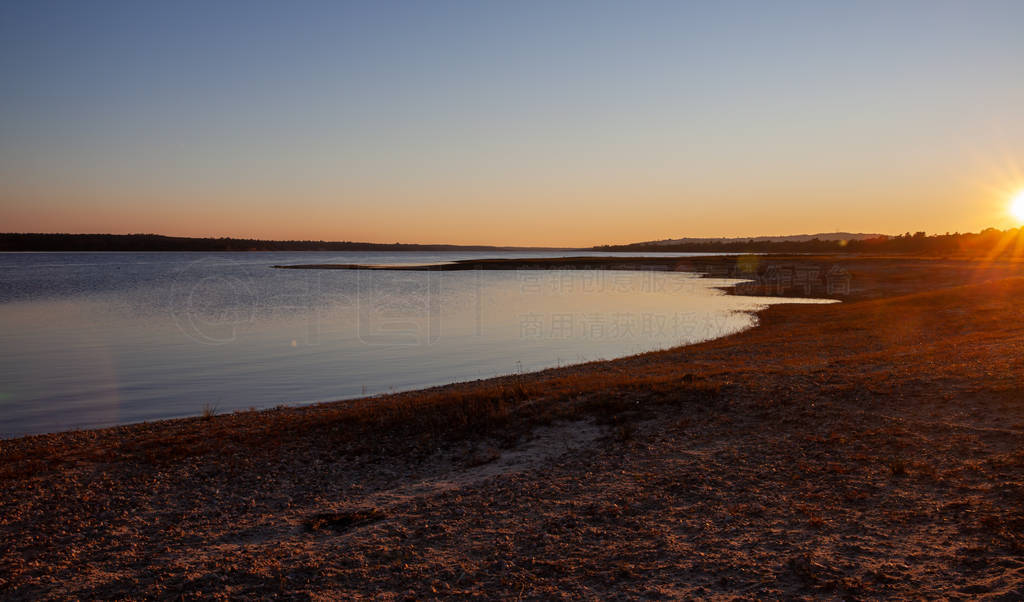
[596,228,1024,257]
[8,229,1024,256]
[0,233,519,253]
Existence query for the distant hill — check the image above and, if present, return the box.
[594,228,1024,256]
[0,233,565,253]
[637,232,885,246]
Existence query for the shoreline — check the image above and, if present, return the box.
[0,251,831,440]
[4,255,1024,597]
[2,253,837,441]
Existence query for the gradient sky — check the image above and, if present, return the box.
[2,0,1024,246]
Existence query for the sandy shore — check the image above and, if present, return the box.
[3,255,1024,598]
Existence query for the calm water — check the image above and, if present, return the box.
[0,251,833,437]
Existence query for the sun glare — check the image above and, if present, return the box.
[1012,190,1024,224]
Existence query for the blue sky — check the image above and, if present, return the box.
[2,1,1023,245]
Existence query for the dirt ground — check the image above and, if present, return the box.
[3,255,1024,599]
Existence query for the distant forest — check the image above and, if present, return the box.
[596,228,1024,257]
[5,229,1024,256]
[0,233,529,253]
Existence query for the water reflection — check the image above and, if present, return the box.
[0,252,833,437]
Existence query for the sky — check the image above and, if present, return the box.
[2,0,1024,246]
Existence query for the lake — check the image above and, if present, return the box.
[0,251,833,437]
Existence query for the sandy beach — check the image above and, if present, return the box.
[3,255,1024,599]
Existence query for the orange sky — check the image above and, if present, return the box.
[4,153,1023,246]
[2,2,1023,247]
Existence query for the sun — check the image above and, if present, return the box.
[1012,190,1024,224]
